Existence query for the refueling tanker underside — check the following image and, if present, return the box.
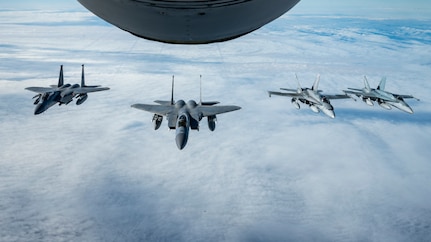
[77,0,301,44]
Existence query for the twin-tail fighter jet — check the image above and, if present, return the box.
[268,74,349,118]
[25,65,110,115]
[343,76,419,114]
[131,76,241,150]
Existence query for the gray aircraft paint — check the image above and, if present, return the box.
[25,65,110,115]
[268,74,349,119]
[343,76,419,114]
[131,76,241,150]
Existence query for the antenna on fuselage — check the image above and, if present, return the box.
[171,75,174,105]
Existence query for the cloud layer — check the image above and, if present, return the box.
[1,4,431,242]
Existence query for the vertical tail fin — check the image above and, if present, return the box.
[81,64,86,87]
[295,73,302,93]
[364,76,371,92]
[199,75,202,105]
[170,75,175,105]
[58,65,64,87]
[312,74,320,91]
[377,77,386,91]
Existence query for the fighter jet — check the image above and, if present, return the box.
[343,76,419,114]
[77,0,300,44]
[25,65,110,115]
[268,74,349,119]
[131,76,241,150]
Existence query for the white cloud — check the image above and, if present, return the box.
[1,6,431,242]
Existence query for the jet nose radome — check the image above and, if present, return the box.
[175,127,189,150]
[393,102,414,114]
[322,108,336,119]
[404,106,414,114]
[34,103,47,115]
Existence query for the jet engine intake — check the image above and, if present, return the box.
[207,115,217,131]
[76,93,88,105]
[152,114,163,130]
[33,94,42,105]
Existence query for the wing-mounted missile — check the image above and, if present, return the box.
[207,115,217,131]
[362,97,374,106]
[291,98,300,109]
[76,93,88,105]
[344,92,358,101]
[152,114,163,130]
[309,104,319,113]
[377,99,391,110]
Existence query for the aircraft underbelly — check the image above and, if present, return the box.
[77,0,300,44]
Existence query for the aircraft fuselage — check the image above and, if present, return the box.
[363,89,413,114]
[33,84,83,114]
[297,88,335,118]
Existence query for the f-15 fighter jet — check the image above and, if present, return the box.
[25,65,109,115]
[131,76,241,150]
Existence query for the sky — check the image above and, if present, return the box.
[1,1,431,241]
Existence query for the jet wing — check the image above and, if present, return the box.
[131,104,175,116]
[324,94,350,99]
[74,87,110,94]
[25,87,56,94]
[393,94,420,100]
[268,91,300,98]
[280,88,297,92]
[196,105,241,117]
[154,100,172,105]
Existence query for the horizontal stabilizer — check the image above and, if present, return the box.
[154,100,172,105]
[268,91,299,97]
[25,86,56,94]
[198,105,241,117]
[280,88,297,92]
[74,87,110,94]
[131,103,175,115]
[201,101,220,106]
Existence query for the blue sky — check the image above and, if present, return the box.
[3,0,431,16]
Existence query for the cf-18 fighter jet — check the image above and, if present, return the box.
[343,76,419,114]
[25,65,110,115]
[131,76,241,150]
[268,75,348,118]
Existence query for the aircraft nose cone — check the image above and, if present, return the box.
[399,103,414,114]
[328,111,335,119]
[322,108,335,119]
[34,103,46,115]
[175,126,189,150]
[175,133,188,150]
